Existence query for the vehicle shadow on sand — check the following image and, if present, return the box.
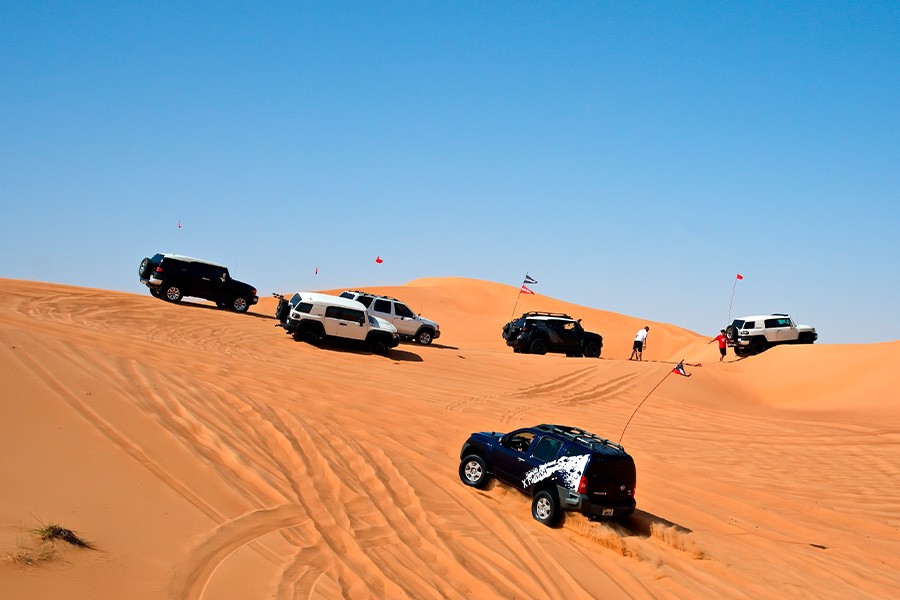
[290,337,424,362]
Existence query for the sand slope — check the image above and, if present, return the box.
[1,277,898,599]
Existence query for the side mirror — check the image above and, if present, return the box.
[359,318,365,326]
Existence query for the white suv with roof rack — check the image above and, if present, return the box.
[338,291,441,345]
[281,292,400,355]
[725,313,817,356]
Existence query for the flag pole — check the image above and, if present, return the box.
[728,274,742,322]
[618,359,689,444]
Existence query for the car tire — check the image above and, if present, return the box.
[370,338,390,355]
[416,329,434,345]
[750,337,767,355]
[139,257,152,278]
[295,328,320,345]
[458,454,489,488]
[149,288,160,298]
[231,296,250,313]
[532,489,561,526]
[162,284,183,303]
[530,338,548,355]
[798,332,815,344]
[725,325,737,342]
[583,342,601,358]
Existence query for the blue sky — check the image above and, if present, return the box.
[2,1,898,343]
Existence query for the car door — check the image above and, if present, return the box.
[491,430,537,487]
[772,317,799,343]
[324,306,368,341]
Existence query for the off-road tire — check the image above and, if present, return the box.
[750,337,767,355]
[139,257,152,278]
[583,342,601,358]
[162,284,183,303]
[231,296,250,313]
[416,329,434,345]
[725,325,737,342]
[370,337,390,356]
[458,454,489,488]
[530,338,548,355]
[532,489,561,526]
[798,332,815,344]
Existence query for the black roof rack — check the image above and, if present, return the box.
[521,311,573,319]
[536,424,626,453]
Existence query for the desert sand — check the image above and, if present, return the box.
[1,276,898,599]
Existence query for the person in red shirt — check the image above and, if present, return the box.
[708,329,727,362]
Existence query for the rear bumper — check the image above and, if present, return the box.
[559,487,636,518]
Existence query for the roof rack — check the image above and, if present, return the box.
[521,311,573,319]
[536,424,626,453]
[349,290,401,302]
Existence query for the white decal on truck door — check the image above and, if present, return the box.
[523,454,590,489]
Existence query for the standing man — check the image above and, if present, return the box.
[709,329,727,362]
[629,326,650,361]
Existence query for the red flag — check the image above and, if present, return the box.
[520,284,534,295]
[671,360,691,377]
[314,267,318,275]
[177,220,181,229]
[375,256,383,264]
[736,273,743,280]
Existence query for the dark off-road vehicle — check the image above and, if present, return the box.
[502,312,603,357]
[459,424,636,526]
[138,253,259,313]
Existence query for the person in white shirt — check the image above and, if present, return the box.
[629,326,650,361]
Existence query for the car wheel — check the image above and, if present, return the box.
[370,338,390,355]
[231,296,250,313]
[750,337,767,355]
[139,257,151,278]
[163,284,183,303]
[295,329,320,345]
[530,338,548,355]
[149,288,160,298]
[583,342,601,358]
[416,329,434,345]
[532,490,561,526]
[799,332,815,344]
[725,325,737,342]
[458,454,489,488]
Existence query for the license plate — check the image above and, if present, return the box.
[602,508,614,516]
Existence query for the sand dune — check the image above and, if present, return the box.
[1,277,898,599]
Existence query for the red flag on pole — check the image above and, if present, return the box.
[177,220,181,229]
[736,273,743,280]
[375,256,383,264]
[314,267,318,275]
[520,284,534,295]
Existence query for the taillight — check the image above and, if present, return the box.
[577,475,588,494]
[155,266,164,273]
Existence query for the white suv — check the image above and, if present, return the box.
[282,292,400,355]
[339,291,441,345]
[725,314,817,356]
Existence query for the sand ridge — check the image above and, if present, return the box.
[1,277,898,599]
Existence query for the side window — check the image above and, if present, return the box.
[373,299,392,314]
[325,306,341,319]
[395,303,414,318]
[563,321,576,331]
[765,318,790,328]
[357,296,373,308]
[344,309,364,323]
[531,437,563,462]
[295,302,312,314]
[743,321,756,329]
[505,431,536,453]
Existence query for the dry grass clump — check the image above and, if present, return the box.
[4,519,96,566]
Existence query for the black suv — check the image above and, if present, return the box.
[138,253,259,313]
[502,312,603,357]
[459,424,636,526]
